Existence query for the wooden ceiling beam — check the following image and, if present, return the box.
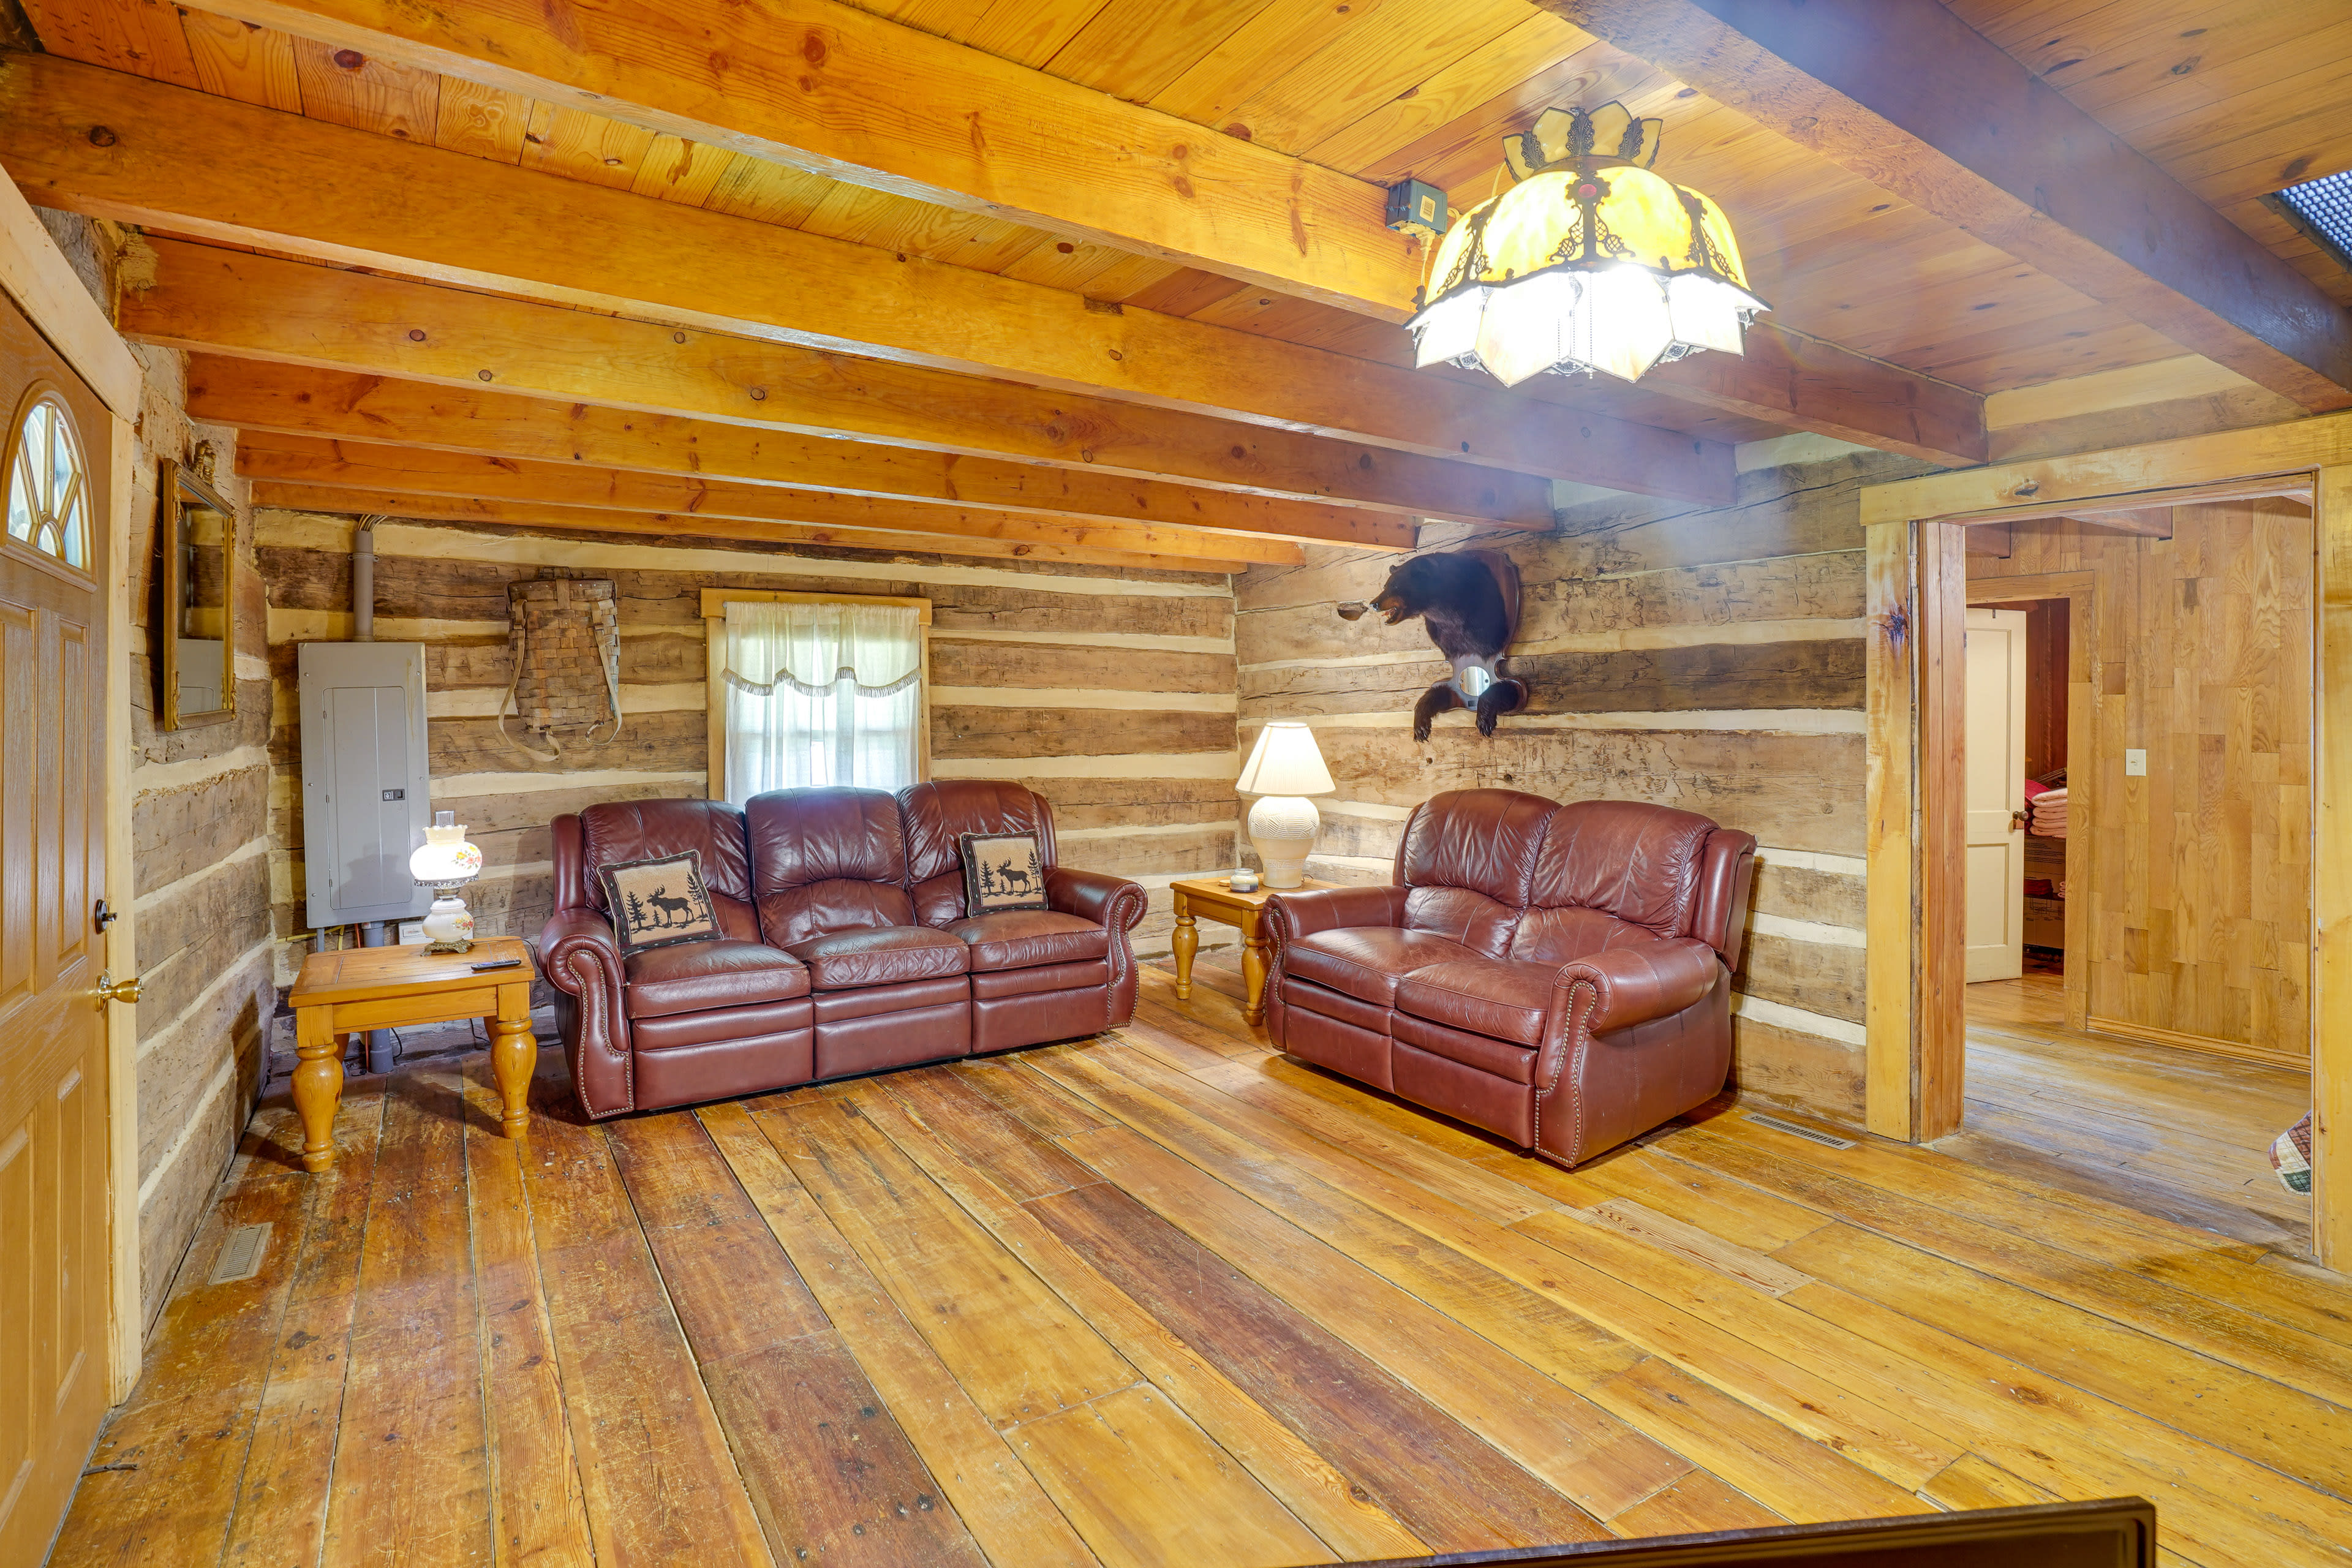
[233,432,1311,565]
[1641,325,1985,467]
[122,238,1561,529]
[187,360,1408,549]
[206,0,1425,320]
[249,484,1265,576]
[1541,0,2352,413]
[0,54,1741,497]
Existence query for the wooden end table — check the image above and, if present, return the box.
[1170,875,1338,1025]
[288,937,538,1172]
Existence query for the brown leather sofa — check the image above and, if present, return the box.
[539,781,1147,1119]
[1263,790,1755,1169]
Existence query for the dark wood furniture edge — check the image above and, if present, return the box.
[1306,1498,2153,1566]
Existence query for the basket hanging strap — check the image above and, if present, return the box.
[497,616,564,763]
[581,601,625,749]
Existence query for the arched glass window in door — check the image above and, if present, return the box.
[6,393,91,570]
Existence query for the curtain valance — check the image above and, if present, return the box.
[722,600,922,699]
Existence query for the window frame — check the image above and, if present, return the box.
[701,587,933,803]
[2,381,96,582]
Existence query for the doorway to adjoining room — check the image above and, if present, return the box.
[1955,500,2315,1249]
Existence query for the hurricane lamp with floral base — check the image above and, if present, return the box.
[409,810,484,954]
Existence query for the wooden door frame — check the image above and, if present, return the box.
[1861,412,2352,1272]
[0,176,147,1394]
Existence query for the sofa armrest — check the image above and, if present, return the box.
[1046,867,1147,932]
[541,907,627,997]
[1262,884,1409,948]
[1552,938,1721,1035]
[538,910,635,1120]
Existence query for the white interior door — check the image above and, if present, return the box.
[1964,607,2027,982]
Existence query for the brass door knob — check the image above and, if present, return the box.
[93,971,143,1006]
[2010,808,2030,832]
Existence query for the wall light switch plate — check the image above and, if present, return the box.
[2124,748,2147,776]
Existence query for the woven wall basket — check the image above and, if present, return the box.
[500,575,623,761]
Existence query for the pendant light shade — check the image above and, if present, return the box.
[1408,104,1770,387]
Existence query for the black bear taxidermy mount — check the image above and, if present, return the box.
[1338,549,1528,741]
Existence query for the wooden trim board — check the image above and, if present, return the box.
[1863,519,1964,1144]
[700,589,933,624]
[102,413,137,1397]
[1917,478,2312,530]
[2084,1016,2308,1072]
[2315,464,2352,1275]
[0,170,141,418]
[1860,413,2352,527]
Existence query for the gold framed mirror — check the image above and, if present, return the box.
[158,457,236,730]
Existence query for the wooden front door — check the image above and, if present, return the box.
[0,290,114,1564]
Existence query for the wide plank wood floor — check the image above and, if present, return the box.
[50,963,2352,1567]
[1962,973,2312,1252]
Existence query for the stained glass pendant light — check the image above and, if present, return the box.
[1408,102,1770,387]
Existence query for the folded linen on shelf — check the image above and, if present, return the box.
[2029,786,2070,838]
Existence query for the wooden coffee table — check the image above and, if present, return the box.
[1170,875,1338,1025]
[287,937,538,1172]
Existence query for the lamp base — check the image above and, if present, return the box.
[1247,794,1321,890]
[420,889,476,954]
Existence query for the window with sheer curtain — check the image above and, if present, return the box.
[715,597,925,804]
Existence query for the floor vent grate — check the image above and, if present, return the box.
[209,1223,271,1286]
[1743,1112,1857,1150]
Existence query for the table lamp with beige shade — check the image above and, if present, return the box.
[1237,720,1335,890]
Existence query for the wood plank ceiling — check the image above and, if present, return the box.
[1947,0,2352,307]
[7,0,2351,568]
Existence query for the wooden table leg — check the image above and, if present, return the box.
[292,1006,344,1173]
[1240,909,1269,1026]
[489,981,536,1137]
[1172,889,1197,1001]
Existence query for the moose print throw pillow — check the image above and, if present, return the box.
[959,832,1049,914]
[600,850,725,954]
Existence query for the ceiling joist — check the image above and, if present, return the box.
[123,238,1559,527]
[0,47,1976,474]
[1542,0,2352,413]
[1643,325,1985,466]
[215,0,1425,320]
[186,360,1409,549]
[233,432,1314,565]
[251,484,1268,576]
[0,53,1735,495]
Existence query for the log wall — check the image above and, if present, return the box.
[1238,445,1936,1128]
[254,514,1243,982]
[122,344,275,1332]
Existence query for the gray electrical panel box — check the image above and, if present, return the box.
[300,642,431,929]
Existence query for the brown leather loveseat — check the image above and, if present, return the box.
[539,781,1146,1119]
[1263,790,1755,1168]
